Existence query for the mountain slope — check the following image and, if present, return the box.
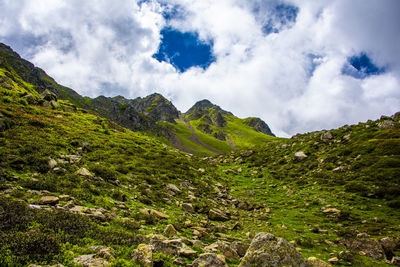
[0,43,276,155]
[173,99,276,155]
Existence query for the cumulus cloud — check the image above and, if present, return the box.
[0,0,399,137]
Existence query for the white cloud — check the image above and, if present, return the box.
[0,0,399,137]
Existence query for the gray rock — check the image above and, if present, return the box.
[232,241,250,257]
[380,237,399,258]
[192,253,228,267]
[205,241,239,260]
[40,89,58,102]
[321,131,333,142]
[166,183,181,195]
[90,247,115,261]
[392,256,400,266]
[150,236,182,256]
[208,208,230,221]
[343,134,351,141]
[179,244,197,257]
[22,94,37,104]
[307,257,331,266]
[73,254,109,267]
[238,232,309,267]
[48,158,58,169]
[39,196,59,205]
[76,167,93,177]
[163,224,178,237]
[378,120,395,129]
[294,151,308,160]
[132,244,153,266]
[182,203,194,213]
[340,238,386,260]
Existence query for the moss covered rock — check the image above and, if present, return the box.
[239,232,309,267]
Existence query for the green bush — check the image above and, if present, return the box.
[345,181,370,196]
[18,98,28,106]
[387,200,400,208]
[1,96,12,103]
[0,197,31,231]
[91,165,118,181]
[5,230,61,264]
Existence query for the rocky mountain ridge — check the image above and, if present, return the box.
[0,42,275,154]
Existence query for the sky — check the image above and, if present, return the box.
[1,0,400,137]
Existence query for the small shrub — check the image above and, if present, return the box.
[112,190,128,202]
[7,230,61,264]
[18,98,28,106]
[387,200,400,208]
[1,96,12,103]
[344,181,370,196]
[294,236,314,248]
[120,219,141,231]
[0,197,31,231]
[91,165,118,181]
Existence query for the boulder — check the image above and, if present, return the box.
[238,232,309,267]
[208,208,230,221]
[294,151,308,160]
[380,237,399,258]
[163,224,178,237]
[48,158,58,169]
[192,253,228,267]
[76,167,93,177]
[182,203,194,213]
[179,244,197,257]
[205,241,239,260]
[166,184,181,195]
[39,196,59,205]
[392,256,400,266]
[232,241,250,257]
[328,257,339,264]
[322,208,341,214]
[150,236,182,256]
[340,238,386,260]
[307,257,331,266]
[73,254,109,267]
[378,120,395,129]
[69,205,86,213]
[131,244,153,267]
[321,131,333,142]
[40,89,58,101]
[88,246,115,261]
[23,94,36,104]
[150,209,169,220]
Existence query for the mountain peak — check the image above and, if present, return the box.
[191,99,216,109]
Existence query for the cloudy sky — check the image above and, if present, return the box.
[1,0,400,136]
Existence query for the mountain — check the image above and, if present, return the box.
[1,42,400,266]
[0,43,275,155]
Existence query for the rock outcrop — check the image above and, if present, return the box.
[239,232,309,267]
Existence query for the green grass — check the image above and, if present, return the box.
[190,119,233,153]
[175,119,217,155]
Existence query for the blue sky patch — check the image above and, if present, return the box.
[342,53,385,79]
[262,4,299,35]
[307,54,323,77]
[153,27,215,72]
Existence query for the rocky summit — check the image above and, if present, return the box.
[0,42,400,267]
